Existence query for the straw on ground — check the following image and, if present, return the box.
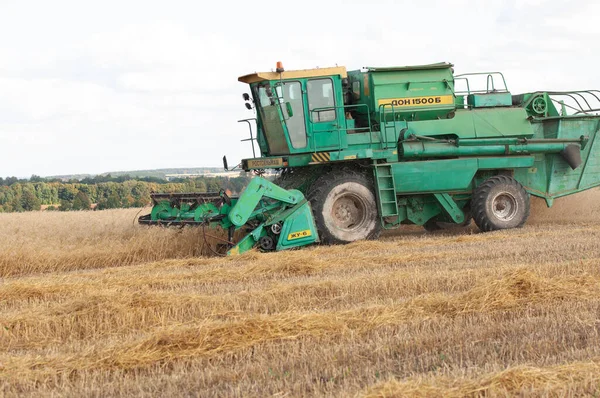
[2,191,600,397]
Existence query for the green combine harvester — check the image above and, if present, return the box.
[139,62,600,255]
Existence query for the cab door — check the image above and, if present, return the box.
[277,81,309,153]
[305,77,347,151]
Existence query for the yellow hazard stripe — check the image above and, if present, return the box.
[311,152,330,163]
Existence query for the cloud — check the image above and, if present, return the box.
[0,0,599,177]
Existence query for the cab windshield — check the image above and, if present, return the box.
[253,85,288,154]
[255,83,307,150]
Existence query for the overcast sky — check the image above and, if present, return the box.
[1,0,599,177]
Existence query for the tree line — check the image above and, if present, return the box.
[0,174,252,213]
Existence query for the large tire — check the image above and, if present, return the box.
[273,167,319,193]
[307,168,381,244]
[471,175,530,232]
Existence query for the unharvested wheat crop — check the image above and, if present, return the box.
[2,191,600,397]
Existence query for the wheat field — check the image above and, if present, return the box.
[2,191,600,397]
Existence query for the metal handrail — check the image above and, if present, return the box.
[377,103,401,149]
[454,72,509,95]
[308,104,373,152]
[237,118,257,158]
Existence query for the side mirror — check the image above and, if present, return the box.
[222,156,229,171]
[242,93,250,101]
[285,102,294,117]
[245,103,252,110]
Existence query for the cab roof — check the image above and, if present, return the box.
[238,66,348,84]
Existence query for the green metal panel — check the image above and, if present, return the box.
[578,127,600,189]
[370,66,455,121]
[346,64,455,126]
[388,156,536,194]
[549,119,600,194]
[276,202,319,250]
[390,158,479,193]
[467,93,512,107]
[518,117,600,199]
[477,156,534,169]
[470,107,535,138]
[405,108,534,139]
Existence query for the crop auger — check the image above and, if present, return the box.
[140,61,600,255]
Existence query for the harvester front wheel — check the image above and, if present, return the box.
[308,168,381,244]
[471,175,530,232]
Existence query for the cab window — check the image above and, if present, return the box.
[280,81,307,149]
[307,78,336,122]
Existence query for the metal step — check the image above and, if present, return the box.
[374,165,399,221]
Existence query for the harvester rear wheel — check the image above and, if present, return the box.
[471,175,530,232]
[308,168,381,244]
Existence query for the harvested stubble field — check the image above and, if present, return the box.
[2,191,600,397]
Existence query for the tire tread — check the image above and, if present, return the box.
[471,175,530,232]
[307,166,381,244]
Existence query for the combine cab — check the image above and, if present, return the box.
[140,62,600,255]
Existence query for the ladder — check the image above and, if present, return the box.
[374,164,399,228]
